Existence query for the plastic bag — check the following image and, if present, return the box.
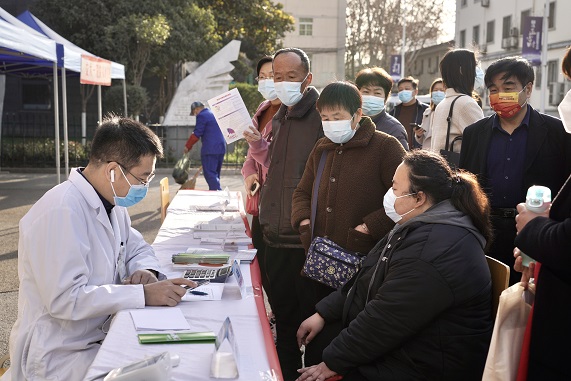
[482,282,535,381]
[172,153,191,184]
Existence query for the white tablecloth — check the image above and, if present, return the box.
[84,190,281,381]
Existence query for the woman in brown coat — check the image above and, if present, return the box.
[292,81,406,270]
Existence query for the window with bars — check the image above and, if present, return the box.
[299,18,313,36]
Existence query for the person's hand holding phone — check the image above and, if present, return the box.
[244,174,259,198]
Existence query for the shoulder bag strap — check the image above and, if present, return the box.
[445,95,467,150]
[310,150,328,239]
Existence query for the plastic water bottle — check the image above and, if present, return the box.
[520,185,552,267]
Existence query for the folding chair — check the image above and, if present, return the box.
[485,255,510,317]
[160,177,170,223]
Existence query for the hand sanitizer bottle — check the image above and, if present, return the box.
[519,185,551,267]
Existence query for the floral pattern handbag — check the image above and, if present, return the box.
[303,236,364,289]
[302,150,364,289]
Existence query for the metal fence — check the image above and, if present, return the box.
[0,114,247,169]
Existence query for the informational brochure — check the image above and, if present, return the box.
[208,88,252,144]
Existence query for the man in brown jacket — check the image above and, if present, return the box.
[249,47,324,380]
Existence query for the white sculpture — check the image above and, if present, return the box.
[163,40,241,126]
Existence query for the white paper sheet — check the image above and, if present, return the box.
[130,308,190,331]
[208,88,252,144]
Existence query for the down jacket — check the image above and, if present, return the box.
[316,200,493,380]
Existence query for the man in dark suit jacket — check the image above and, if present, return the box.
[460,56,571,285]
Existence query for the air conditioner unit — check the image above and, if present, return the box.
[501,36,519,49]
[481,0,490,7]
[510,27,519,37]
[549,82,566,105]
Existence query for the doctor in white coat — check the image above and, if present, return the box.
[4,117,196,381]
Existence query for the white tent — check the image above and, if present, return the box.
[0,8,128,182]
[0,13,60,179]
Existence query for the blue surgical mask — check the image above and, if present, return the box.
[274,73,309,106]
[257,79,278,101]
[431,91,445,105]
[361,95,385,116]
[474,66,485,92]
[111,167,149,207]
[322,115,356,144]
[398,90,413,104]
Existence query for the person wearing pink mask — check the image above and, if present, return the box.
[460,56,571,285]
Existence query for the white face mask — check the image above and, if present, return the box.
[258,79,278,101]
[361,95,385,116]
[383,188,417,223]
[474,66,485,92]
[558,89,571,134]
[322,115,356,144]
[274,73,309,106]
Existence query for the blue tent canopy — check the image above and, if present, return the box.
[17,10,125,79]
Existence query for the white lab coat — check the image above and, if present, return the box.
[5,169,163,381]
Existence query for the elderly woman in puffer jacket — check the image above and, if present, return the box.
[295,150,493,381]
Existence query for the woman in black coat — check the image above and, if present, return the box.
[513,47,571,380]
[295,150,494,381]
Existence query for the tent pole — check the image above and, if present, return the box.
[53,62,61,184]
[98,85,102,124]
[62,67,69,178]
[123,79,128,117]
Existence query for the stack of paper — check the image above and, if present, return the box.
[130,308,190,331]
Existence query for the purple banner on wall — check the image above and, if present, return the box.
[522,16,542,66]
[390,55,402,81]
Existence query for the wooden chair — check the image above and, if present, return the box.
[160,177,170,223]
[486,255,510,317]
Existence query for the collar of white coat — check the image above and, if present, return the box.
[68,169,115,229]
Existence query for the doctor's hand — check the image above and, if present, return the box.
[144,278,197,307]
[123,269,158,285]
[296,362,337,381]
[297,313,325,348]
[243,126,262,143]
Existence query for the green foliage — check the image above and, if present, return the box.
[230,83,264,116]
[1,138,90,167]
[104,85,149,117]
[195,0,294,60]
[32,0,221,85]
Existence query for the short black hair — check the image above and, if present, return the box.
[484,56,534,88]
[355,67,393,101]
[89,116,163,169]
[397,76,419,90]
[440,49,477,95]
[316,81,362,116]
[256,56,273,76]
[273,47,311,74]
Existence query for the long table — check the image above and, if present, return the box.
[84,190,282,381]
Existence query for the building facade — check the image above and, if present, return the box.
[279,0,347,89]
[406,41,455,94]
[456,0,571,115]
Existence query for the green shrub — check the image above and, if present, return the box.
[1,138,90,167]
[105,84,149,118]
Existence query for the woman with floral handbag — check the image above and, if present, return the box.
[291,81,405,365]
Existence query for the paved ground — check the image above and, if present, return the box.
[0,167,248,360]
